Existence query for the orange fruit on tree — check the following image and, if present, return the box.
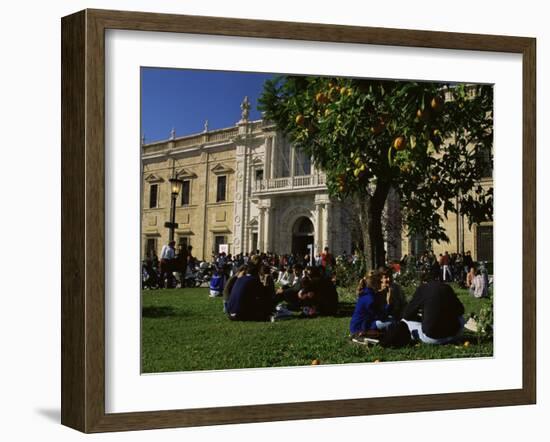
[295,114,305,126]
[315,92,328,104]
[430,96,444,112]
[393,136,407,151]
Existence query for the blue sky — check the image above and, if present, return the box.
[141,68,275,143]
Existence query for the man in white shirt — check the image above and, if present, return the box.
[159,240,176,288]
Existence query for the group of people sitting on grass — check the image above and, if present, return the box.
[219,254,338,322]
[218,253,467,348]
[351,266,466,347]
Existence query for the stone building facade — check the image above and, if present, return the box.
[141,98,493,263]
[141,101,354,261]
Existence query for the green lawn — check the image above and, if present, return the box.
[141,285,493,373]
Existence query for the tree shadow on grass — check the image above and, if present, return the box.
[142,306,177,318]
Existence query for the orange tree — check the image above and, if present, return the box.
[259,77,493,269]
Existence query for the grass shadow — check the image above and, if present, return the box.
[142,306,177,318]
[335,302,355,317]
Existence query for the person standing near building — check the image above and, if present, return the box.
[441,251,452,282]
[463,250,474,283]
[321,247,335,276]
[159,240,176,288]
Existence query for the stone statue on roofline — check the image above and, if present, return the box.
[240,96,250,121]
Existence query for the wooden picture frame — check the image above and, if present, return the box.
[61,9,536,433]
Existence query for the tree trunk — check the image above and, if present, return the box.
[355,181,391,271]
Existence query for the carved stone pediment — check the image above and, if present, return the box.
[211,163,234,175]
[144,173,164,183]
[176,168,197,179]
[251,156,263,166]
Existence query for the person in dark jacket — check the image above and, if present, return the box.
[401,268,465,344]
[226,258,272,321]
[308,266,339,316]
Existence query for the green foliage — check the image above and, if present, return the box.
[471,294,494,340]
[394,270,421,297]
[259,77,493,244]
[334,254,367,293]
[142,287,493,372]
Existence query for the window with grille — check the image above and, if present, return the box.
[145,238,157,257]
[149,184,158,208]
[214,235,226,253]
[476,225,493,262]
[181,180,190,206]
[216,176,227,202]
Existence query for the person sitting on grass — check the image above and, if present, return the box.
[272,276,316,312]
[277,265,295,289]
[226,258,272,321]
[222,264,247,313]
[466,265,476,289]
[209,266,225,298]
[400,267,465,345]
[469,267,488,298]
[260,264,276,299]
[379,266,406,320]
[349,270,393,338]
[308,266,339,316]
[290,264,304,290]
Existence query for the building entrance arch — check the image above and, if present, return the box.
[291,216,314,260]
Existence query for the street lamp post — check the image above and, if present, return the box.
[165,177,183,243]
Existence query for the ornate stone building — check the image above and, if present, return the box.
[141,97,493,263]
[141,98,354,261]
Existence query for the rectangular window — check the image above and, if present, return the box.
[149,184,158,208]
[216,176,227,202]
[178,236,189,249]
[214,235,226,254]
[181,180,190,206]
[475,148,493,179]
[251,232,258,253]
[255,169,264,180]
[476,225,493,262]
[145,238,157,258]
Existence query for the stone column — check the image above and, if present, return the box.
[269,137,276,179]
[322,202,330,249]
[264,137,271,181]
[232,124,249,256]
[264,207,272,252]
[315,202,323,255]
[290,144,296,179]
[259,207,266,252]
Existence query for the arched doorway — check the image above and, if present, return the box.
[291,217,314,259]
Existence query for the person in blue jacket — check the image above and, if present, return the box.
[350,270,393,336]
[209,267,225,297]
